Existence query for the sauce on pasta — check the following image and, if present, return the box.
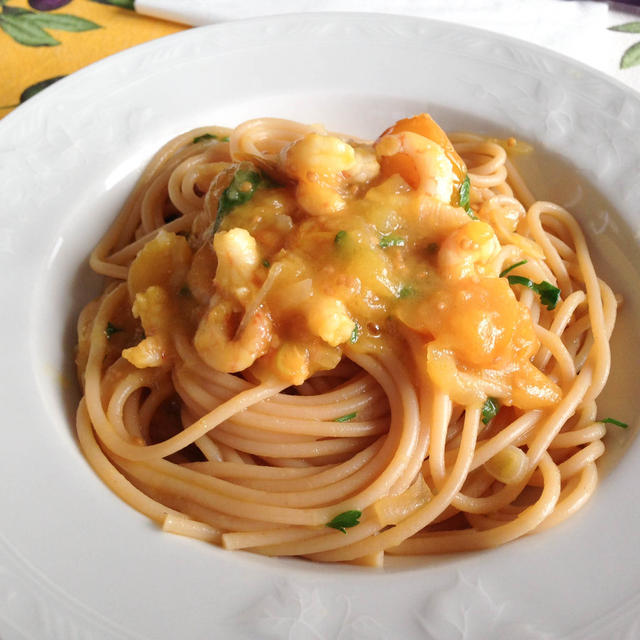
[75,114,618,566]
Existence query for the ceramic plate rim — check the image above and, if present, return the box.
[1,12,640,640]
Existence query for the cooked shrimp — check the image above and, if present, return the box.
[194,299,273,373]
[375,131,455,203]
[305,295,356,347]
[438,220,500,280]
[343,145,380,184]
[122,286,174,368]
[282,133,356,216]
[213,228,260,303]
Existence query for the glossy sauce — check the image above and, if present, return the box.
[114,115,561,411]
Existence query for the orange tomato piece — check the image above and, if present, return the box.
[398,276,537,370]
[379,113,467,185]
[379,151,421,190]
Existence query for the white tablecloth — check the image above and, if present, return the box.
[136,0,640,93]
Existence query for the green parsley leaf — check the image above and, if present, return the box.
[499,260,528,278]
[192,133,230,144]
[459,174,470,209]
[105,322,122,340]
[601,417,628,429]
[213,166,264,233]
[398,285,414,299]
[262,258,271,268]
[193,133,217,143]
[335,412,357,422]
[482,397,499,424]
[379,234,406,248]
[350,321,360,344]
[536,281,561,310]
[459,174,476,218]
[334,230,347,244]
[326,510,362,534]
[507,275,560,310]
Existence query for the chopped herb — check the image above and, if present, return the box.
[105,322,122,340]
[398,285,414,299]
[379,234,406,248]
[499,260,528,278]
[482,397,500,424]
[601,417,629,429]
[179,285,191,297]
[334,230,347,244]
[213,166,264,233]
[459,174,470,209]
[459,174,476,218]
[192,133,229,144]
[507,275,560,310]
[193,133,217,143]
[262,258,271,268]
[335,412,357,422]
[350,321,360,344]
[326,510,362,534]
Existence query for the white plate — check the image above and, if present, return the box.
[1,12,640,640]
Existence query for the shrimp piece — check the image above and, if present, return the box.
[305,295,356,347]
[283,133,355,178]
[438,220,500,280]
[379,113,466,178]
[128,230,192,299]
[282,133,356,216]
[123,286,175,368]
[343,144,380,184]
[194,299,273,373]
[196,227,274,372]
[213,228,259,304]
[375,131,456,204]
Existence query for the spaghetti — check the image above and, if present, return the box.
[75,114,618,566]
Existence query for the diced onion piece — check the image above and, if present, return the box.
[483,445,528,484]
[373,474,432,526]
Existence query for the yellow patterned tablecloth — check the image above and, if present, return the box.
[0,0,185,119]
[2,0,640,121]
